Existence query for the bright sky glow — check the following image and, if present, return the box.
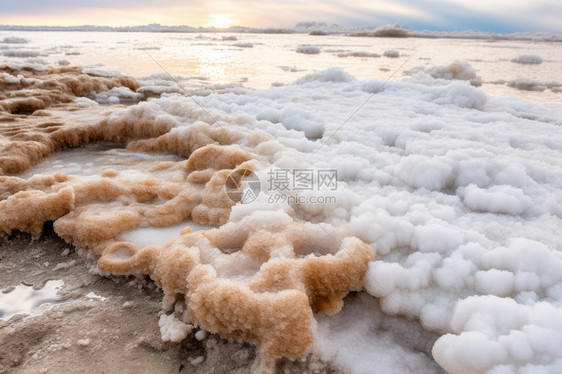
[0,0,560,33]
[206,13,235,29]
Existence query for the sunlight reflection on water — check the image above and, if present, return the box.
[1,30,561,104]
[0,280,64,320]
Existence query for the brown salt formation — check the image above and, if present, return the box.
[0,142,257,245]
[0,64,274,175]
[0,65,374,372]
[0,64,138,114]
[0,66,263,235]
[97,211,374,371]
[0,106,176,175]
[0,64,150,175]
[0,186,74,237]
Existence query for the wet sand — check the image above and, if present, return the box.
[0,226,334,374]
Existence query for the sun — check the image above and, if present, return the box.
[206,14,234,29]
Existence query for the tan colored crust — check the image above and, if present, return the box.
[0,66,374,370]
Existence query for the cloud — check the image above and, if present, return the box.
[0,0,560,32]
[399,0,562,32]
[0,0,190,13]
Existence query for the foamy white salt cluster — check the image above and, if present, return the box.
[2,49,44,58]
[507,78,547,92]
[159,314,193,343]
[383,50,400,58]
[511,55,543,65]
[336,51,381,58]
[404,61,484,87]
[1,36,29,44]
[296,44,321,54]
[93,86,144,104]
[0,72,27,84]
[233,42,253,48]
[152,67,560,373]
[2,59,561,373]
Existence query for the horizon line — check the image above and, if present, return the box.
[1,23,561,36]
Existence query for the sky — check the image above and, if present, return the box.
[0,0,561,33]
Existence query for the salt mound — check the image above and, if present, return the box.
[383,50,400,58]
[511,55,543,64]
[159,314,193,343]
[256,105,325,138]
[504,78,561,93]
[98,211,373,369]
[2,50,43,58]
[464,184,532,215]
[233,42,253,48]
[25,57,46,65]
[337,51,380,58]
[2,36,29,44]
[426,60,483,87]
[433,294,562,373]
[373,24,410,38]
[295,67,355,84]
[427,60,476,80]
[296,45,320,54]
[309,30,329,36]
[293,21,342,35]
[83,68,122,77]
[94,86,143,104]
[507,78,547,92]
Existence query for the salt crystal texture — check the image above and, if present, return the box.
[1,62,561,373]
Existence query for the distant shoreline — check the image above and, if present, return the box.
[1,23,561,42]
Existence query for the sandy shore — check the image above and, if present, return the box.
[0,226,334,374]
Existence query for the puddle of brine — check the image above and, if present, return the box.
[18,142,182,179]
[117,221,215,248]
[0,280,65,320]
[85,292,106,301]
